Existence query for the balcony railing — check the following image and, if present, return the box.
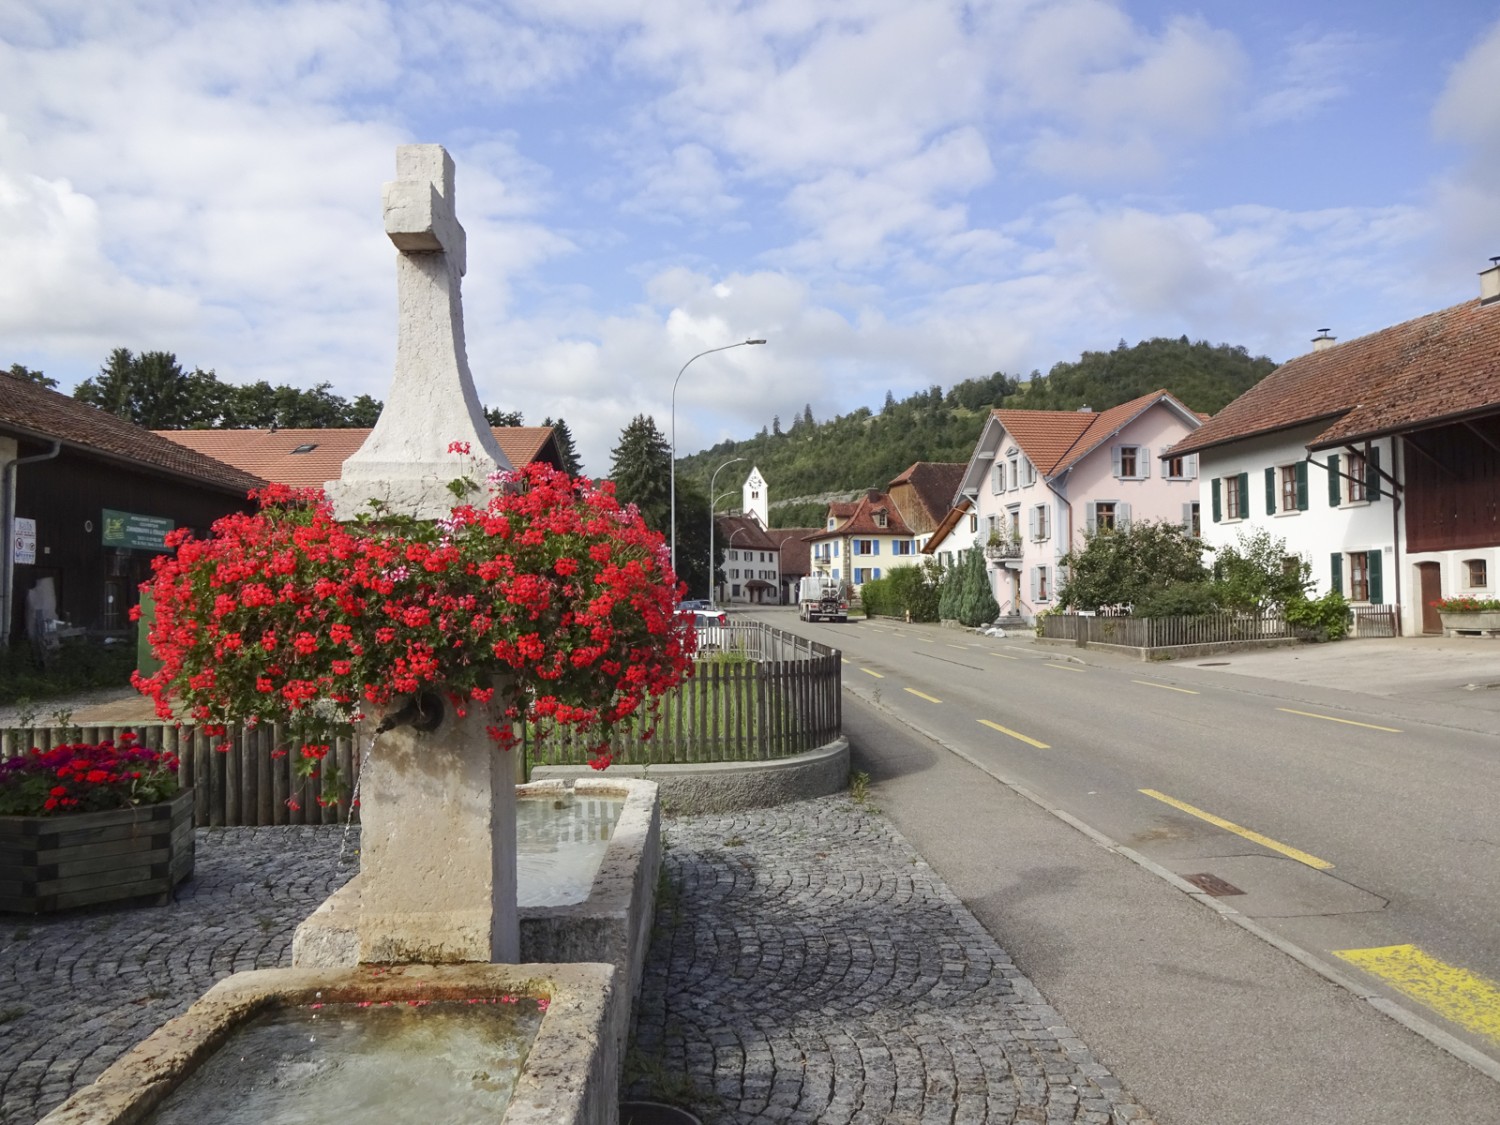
[983,539,1023,560]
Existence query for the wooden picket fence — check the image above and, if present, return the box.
[0,622,842,828]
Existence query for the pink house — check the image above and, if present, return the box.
[955,389,1203,622]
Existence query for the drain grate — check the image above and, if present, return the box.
[1183,872,1245,896]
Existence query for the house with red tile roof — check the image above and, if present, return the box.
[807,488,921,597]
[714,513,783,605]
[155,426,565,488]
[886,462,967,550]
[956,389,1203,622]
[1,372,263,646]
[1166,262,1500,637]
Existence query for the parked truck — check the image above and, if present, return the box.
[797,576,849,623]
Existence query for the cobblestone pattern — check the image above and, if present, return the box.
[626,797,1154,1125]
[0,826,355,1125]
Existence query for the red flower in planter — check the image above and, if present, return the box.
[0,737,181,818]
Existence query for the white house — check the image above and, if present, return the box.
[1166,262,1500,636]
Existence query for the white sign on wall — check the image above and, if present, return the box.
[13,517,36,565]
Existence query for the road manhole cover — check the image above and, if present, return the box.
[1183,872,1245,896]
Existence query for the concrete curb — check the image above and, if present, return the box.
[531,736,850,815]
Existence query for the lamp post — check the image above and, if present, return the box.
[707,457,745,609]
[670,339,766,575]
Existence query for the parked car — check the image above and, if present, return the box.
[678,598,711,611]
[678,607,728,651]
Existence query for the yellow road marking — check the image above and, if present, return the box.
[919,638,934,644]
[946,644,968,650]
[1277,708,1401,733]
[1132,680,1199,695]
[1044,663,1083,672]
[987,652,1018,661]
[1333,945,1500,1046]
[840,658,850,664]
[905,688,942,704]
[978,719,1050,749]
[861,668,884,679]
[1139,789,1332,870]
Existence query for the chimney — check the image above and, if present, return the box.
[1077,404,1093,413]
[1481,257,1500,305]
[1312,329,1336,352]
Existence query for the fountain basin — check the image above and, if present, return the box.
[37,963,618,1125]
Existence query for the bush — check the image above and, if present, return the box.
[0,637,137,708]
[1284,591,1350,641]
[858,561,944,622]
[1134,583,1221,618]
[1211,528,1310,613]
[1058,519,1208,613]
[938,556,963,620]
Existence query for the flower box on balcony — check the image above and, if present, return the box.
[0,790,195,914]
[984,541,1022,560]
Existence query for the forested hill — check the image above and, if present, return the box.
[678,336,1277,525]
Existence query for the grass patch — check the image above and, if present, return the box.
[849,769,870,803]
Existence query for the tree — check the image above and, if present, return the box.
[218,380,359,428]
[7,363,57,389]
[485,406,523,426]
[347,395,384,427]
[542,416,583,477]
[609,415,672,531]
[938,557,964,621]
[1212,528,1311,613]
[75,349,228,428]
[1058,520,1210,614]
[954,547,999,627]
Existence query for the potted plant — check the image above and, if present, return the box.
[131,460,697,790]
[0,732,193,913]
[1432,595,1500,636]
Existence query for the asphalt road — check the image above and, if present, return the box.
[743,606,1500,1123]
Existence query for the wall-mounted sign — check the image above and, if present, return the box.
[101,509,174,552]
[13,517,36,565]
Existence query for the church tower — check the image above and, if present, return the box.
[743,466,768,528]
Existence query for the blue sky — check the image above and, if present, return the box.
[3,1,1498,477]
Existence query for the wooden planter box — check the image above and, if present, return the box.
[1439,610,1500,637]
[0,790,195,914]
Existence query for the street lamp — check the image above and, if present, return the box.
[707,457,745,609]
[670,339,766,575]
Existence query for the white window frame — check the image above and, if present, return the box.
[1165,453,1198,481]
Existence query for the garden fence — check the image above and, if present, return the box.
[0,621,841,828]
[1038,611,1296,648]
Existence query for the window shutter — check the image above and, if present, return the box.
[1040,565,1050,599]
[1085,502,1097,534]
[1264,467,1276,515]
[874,568,881,580]
[1030,568,1039,600]
[1028,506,1038,539]
[1327,454,1341,506]
[1188,453,1199,479]
[1140,448,1150,479]
[1367,550,1383,604]
[1112,446,1123,477]
[1296,460,1309,510]
[1182,502,1194,529]
[1367,446,1382,500]
[1237,473,1250,516]
[1211,478,1222,522]
[1330,552,1343,595]
[1117,502,1131,529]
[873,540,880,556]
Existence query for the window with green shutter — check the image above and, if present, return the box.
[1327,454,1342,506]
[1211,477,1222,522]
[1264,467,1276,515]
[1367,550,1383,604]
[1330,552,1343,594]
[1236,473,1249,518]
[1296,460,1309,510]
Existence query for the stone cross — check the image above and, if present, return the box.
[327,144,512,521]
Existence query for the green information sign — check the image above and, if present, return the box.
[101,508,175,552]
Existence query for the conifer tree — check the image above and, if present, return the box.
[955,546,1000,627]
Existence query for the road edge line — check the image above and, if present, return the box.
[843,682,1500,1088]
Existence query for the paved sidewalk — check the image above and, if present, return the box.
[1,803,1152,1125]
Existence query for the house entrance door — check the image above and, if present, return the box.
[1417,562,1442,634]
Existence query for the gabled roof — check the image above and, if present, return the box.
[0,371,263,496]
[716,514,779,552]
[809,490,914,540]
[960,389,1198,496]
[888,461,966,525]
[1168,296,1500,457]
[157,426,564,488]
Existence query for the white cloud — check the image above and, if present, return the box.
[1247,28,1368,126]
[1430,16,1500,262]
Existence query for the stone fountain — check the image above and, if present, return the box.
[39,145,654,1125]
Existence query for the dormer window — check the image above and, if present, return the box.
[874,511,888,528]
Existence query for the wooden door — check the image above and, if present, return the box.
[1418,562,1442,634]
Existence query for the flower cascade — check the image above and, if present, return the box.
[0,733,181,817]
[132,461,696,773]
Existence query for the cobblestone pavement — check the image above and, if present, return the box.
[0,826,355,1125]
[2,799,1152,1125]
[626,796,1153,1125]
